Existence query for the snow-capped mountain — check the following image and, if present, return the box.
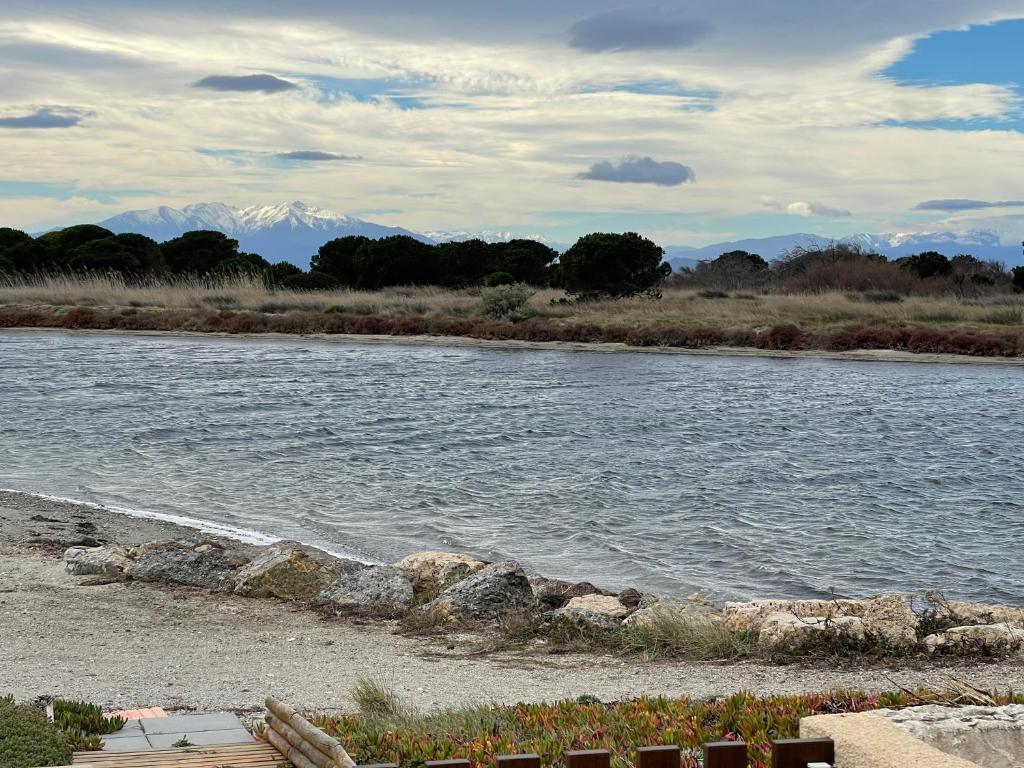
[669,230,1023,269]
[425,229,560,246]
[98,202,430,266]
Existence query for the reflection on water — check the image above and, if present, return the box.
[1,330,1022,603]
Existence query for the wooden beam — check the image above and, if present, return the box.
[636,745,679,768]
[565,749,610,768]
[771,738,834,768]
[702,741,747,768]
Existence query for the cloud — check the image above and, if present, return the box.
[0,108,89,129]
[578,156,695,186]
[787,201,852,217]
[193,74,297,93]
[568,8,712,52]
[276,150,360,161]
[915,199,1024,212]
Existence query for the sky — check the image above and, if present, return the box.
[1,1,1023,246]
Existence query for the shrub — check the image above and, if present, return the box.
[484,271,515,287]
[0,698,73,768]
[479,283,535,322]
[755,323,805,350]
[697,290,729,299]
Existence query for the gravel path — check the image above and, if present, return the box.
[3,491,1022,714]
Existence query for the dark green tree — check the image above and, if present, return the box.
[433,239,493,286]
[34,224,115,271]
[66,233,165,275]
[494,239,558,284]
[160,230,246,274]
[898,250,952,279]
[351,235,434,288]
[1013,266,1024,293]
[270,261,303,284]
[310,236,370,285]
[559,232,671,299]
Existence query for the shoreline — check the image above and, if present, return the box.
[3,489,1023,712]
[6,325,1024,367]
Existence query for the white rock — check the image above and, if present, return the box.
[758,611,865,650]
[925,623,1024,655]
[63,544,132,577]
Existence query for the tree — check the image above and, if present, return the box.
[433,239,493,286]
[1013,266,1024,293]
[66,233,165,276]
[692,250,769,290]
[270,261,303,285]
[310,236,370,286]
[898,250,951,279]
[0,228,46,273]
[494,239,558,285]
[160,230,246,274]
[35,225,115,271]
[559,232,671,299]
[351,235,434,288]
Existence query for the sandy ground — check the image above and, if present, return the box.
[3,491,1023,715]
[5,326,1024,367]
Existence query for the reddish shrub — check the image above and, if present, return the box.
[755,323,806,350]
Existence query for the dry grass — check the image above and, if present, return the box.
[3,273,1023,333]
[2,273,1024,357]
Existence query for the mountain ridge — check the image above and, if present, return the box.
[92,201,1024,268]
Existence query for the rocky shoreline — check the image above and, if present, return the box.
[8,490,1023,660]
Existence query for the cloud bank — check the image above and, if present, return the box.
[276,151,360,161]
[193,74,297,93]
[579,156,695,186]
[568,7,712,52]
[0,108,89,129]
[915,199,1024,211]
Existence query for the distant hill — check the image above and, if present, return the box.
[90,201,1023,270]
[669,231,1023,270]
[98,202,430,267]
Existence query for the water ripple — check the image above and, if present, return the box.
[1,331,1022,603]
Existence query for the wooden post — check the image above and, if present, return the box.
[565,749,610,768]
[268,714,337,768]
[636,746,679,768]
[266,725,324,768]
[497,755,541,768]
[702,741,747,768]
[771,738,834,768]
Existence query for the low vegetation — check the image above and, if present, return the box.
[2,272,1024,357]
[319,682,1024,768]
[0,696,71,768]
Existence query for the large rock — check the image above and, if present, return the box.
[315,566,414,615]
[128,542,249,592]
[529,576,605,609]
[544,593,634,633]
[925,623,1024,655]
[234,540,362,600]
[624,598,724,628]
[861,594,919,648]
[724,598,866,633]
[394,551,487,596]
[933,599,1024,630]
[422,560,535,622]
[758,611,865,650]
[64,544,132,577]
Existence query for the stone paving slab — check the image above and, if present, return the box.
[99,712,253,750]
[139,712,246,735]
[99,734,151,752]
[146,728,254,748]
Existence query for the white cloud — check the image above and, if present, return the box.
[0,4,1023,243]
[787,201,853,218]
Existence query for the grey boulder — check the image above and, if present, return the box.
[128,542,249,592]
[315,566,414,615]
[423,560,536,622]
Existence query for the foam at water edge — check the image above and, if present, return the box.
[1,488,377,565]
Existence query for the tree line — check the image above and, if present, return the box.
[675,242,1024,296]
[0,225,672,298]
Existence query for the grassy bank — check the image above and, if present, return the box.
[2,274,1024,357]
[304,682,1024,768]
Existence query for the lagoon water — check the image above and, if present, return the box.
[1,330,1022,604]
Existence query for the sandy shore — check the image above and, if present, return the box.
[5,326,1024,367]
[3,490,1023,714]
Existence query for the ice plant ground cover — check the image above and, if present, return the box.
[310,687,1024,768]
